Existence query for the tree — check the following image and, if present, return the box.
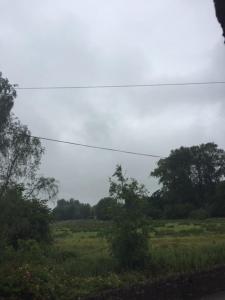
[25,176,58,202]
[80,202,92,219]
[108,165,150,270]
[53,199,68,220]
[151,143,225,217]
[0,72,58,247]
[209,181,225,217]
[0,116,44,199]
[53,198,92,220]
[146,190,164,219]
[0,72,58,202]
[94,197,117,220]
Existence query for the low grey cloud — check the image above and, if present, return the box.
[0,0,224,204]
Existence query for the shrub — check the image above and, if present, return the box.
[0,187,52,248]
[108,165,150,270]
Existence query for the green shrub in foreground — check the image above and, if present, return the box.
[0,187,52,249]
[108,165,150,270]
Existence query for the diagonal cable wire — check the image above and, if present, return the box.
[26,134,163,158]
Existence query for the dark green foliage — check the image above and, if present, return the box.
[209,181,225,217]
[145,190,164,219]
[151,143,225,218]
[164,203,195,219]
[109,217,150,270]
[94,197,117,220]
[0,186,52,249]
[53,198,92,220]
[108,165,150,270]
[0,241,59,300]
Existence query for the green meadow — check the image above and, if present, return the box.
[2,218,225,300]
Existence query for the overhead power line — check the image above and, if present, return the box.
[27,134,163,158]
[15,81,225,91]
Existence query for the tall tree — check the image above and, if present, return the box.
[151,143,225,213]
[0,72,58,202]
[0,72,57,247]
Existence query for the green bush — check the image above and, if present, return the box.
[0,187,52,248]
[109,220,150,270]
[0,241,56,300]
[108,165,150,270]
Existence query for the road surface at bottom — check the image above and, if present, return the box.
[200,291,225,299]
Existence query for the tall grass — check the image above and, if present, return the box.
[150,242,225,276]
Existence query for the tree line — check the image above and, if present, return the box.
[54,142,225,221]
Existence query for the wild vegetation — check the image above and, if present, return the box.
[2,219,225,299]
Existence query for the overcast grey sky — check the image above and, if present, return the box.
[0,0,225,204]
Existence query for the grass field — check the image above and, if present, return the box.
[46,218,225,297]
[3,218,225,299]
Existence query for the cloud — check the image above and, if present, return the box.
[0,0,224,204]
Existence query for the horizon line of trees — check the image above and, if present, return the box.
[54,142,225,221]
